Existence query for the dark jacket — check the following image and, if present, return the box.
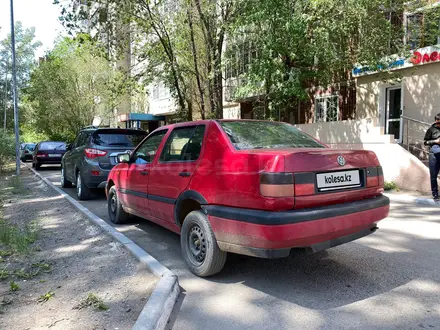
[424,124,440,146]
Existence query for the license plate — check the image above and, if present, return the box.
[316,170,361,191]
[48,154,60,157]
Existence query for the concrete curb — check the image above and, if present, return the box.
[24,164,180,330]
[385,192,440,207]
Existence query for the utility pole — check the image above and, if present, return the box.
[10,0,20,175]
[3,73,7,131]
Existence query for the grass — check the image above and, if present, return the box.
[0,268,8,280]
[9,281,20,292]
[74,293,109,311]
[38,291,55,303]
[0,219,39,254]
[384,182,399,191]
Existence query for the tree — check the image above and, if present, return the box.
[0,22,41,130]
[55,0,241,120]
[25,36,127,141]
[228,0,408,116]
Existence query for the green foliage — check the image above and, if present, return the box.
[24,37,127,141]
[38,290,55,303]
[20,124,49,143]
[9,280,20,292]
[0,218,39,254]
[74,293,109,311]
[384,182,398,191]
[0,132,15,173]
[0,22,41,131]
[228,0,409,110]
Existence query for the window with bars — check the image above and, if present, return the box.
[406,7,440,49]
[225,40,259,79]
[315,95,339,123]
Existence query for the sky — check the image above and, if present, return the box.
[0,0,66,58]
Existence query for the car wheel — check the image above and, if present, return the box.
[32,161,35,168]
[181,210,227,277]
[61,166,73,188]
[76,171,92,200]
[35,162,41,170]
[108,186,130,224]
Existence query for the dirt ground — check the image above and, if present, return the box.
[0,166,157,330]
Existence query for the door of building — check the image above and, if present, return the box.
[385,86,402,142]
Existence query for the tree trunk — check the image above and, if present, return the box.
[187,6,205,120]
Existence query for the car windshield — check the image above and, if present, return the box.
[39,142,66,150]
[219,121,325,150]
[92,131,147,147]
[25,144,36,151]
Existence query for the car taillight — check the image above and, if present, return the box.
[260,173,294,197]
[24,150,29,154]
[36,153,45,158]
[84,148,107,159]
[367,166,384,188]
[293,173,315,196]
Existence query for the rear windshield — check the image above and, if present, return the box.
[39,142,66,150]
[219,121,325,150]
[25,144,36,151]
[92,130,147,147]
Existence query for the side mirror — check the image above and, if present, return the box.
[117,153,131,164]
[66,144,72,151]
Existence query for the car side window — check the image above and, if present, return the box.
[73,132,83,148]
[79,132,90,147]
[132,130,168,164]
[160,125,205,162]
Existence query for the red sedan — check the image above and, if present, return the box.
[106,120,389,277]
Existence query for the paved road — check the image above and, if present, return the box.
[34,164,440,330]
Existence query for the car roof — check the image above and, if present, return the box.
[80,127,146,133]
[157,119,287,131]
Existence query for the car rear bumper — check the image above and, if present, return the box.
[202,195,390,258]
[82,171,109,189]
[35,159,62,164]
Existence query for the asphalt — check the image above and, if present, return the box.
[34,164,440,330]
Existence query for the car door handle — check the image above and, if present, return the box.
[140,171,149,176]
[179,172,191,177]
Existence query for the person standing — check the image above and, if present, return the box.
[424,113,440,201]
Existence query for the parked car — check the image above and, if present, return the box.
[20,143,36,162]
[32,141,67,169]
[61,127,148,201]
[106,120,390,277]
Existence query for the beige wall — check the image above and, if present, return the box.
[403,63,440,123]
[295,118,394,145]
[356,62,440,124]
[355,75,381,120]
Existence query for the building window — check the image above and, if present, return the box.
[406,6,440,49]
[225,40,258,79]
[152,82,170,100]
[315,95,339,123]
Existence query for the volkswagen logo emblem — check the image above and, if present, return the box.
[337,156,346,166]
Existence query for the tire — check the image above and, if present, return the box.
[181,210,227,277]
[76,170,92,200]
[108,186,130,224]
[61,166,73,188]
[35,162,41,170]
[32,161,35,168]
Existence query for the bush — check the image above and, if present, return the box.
[20,125,48,143]
[384,182,398,191]
[0,131,16,172]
